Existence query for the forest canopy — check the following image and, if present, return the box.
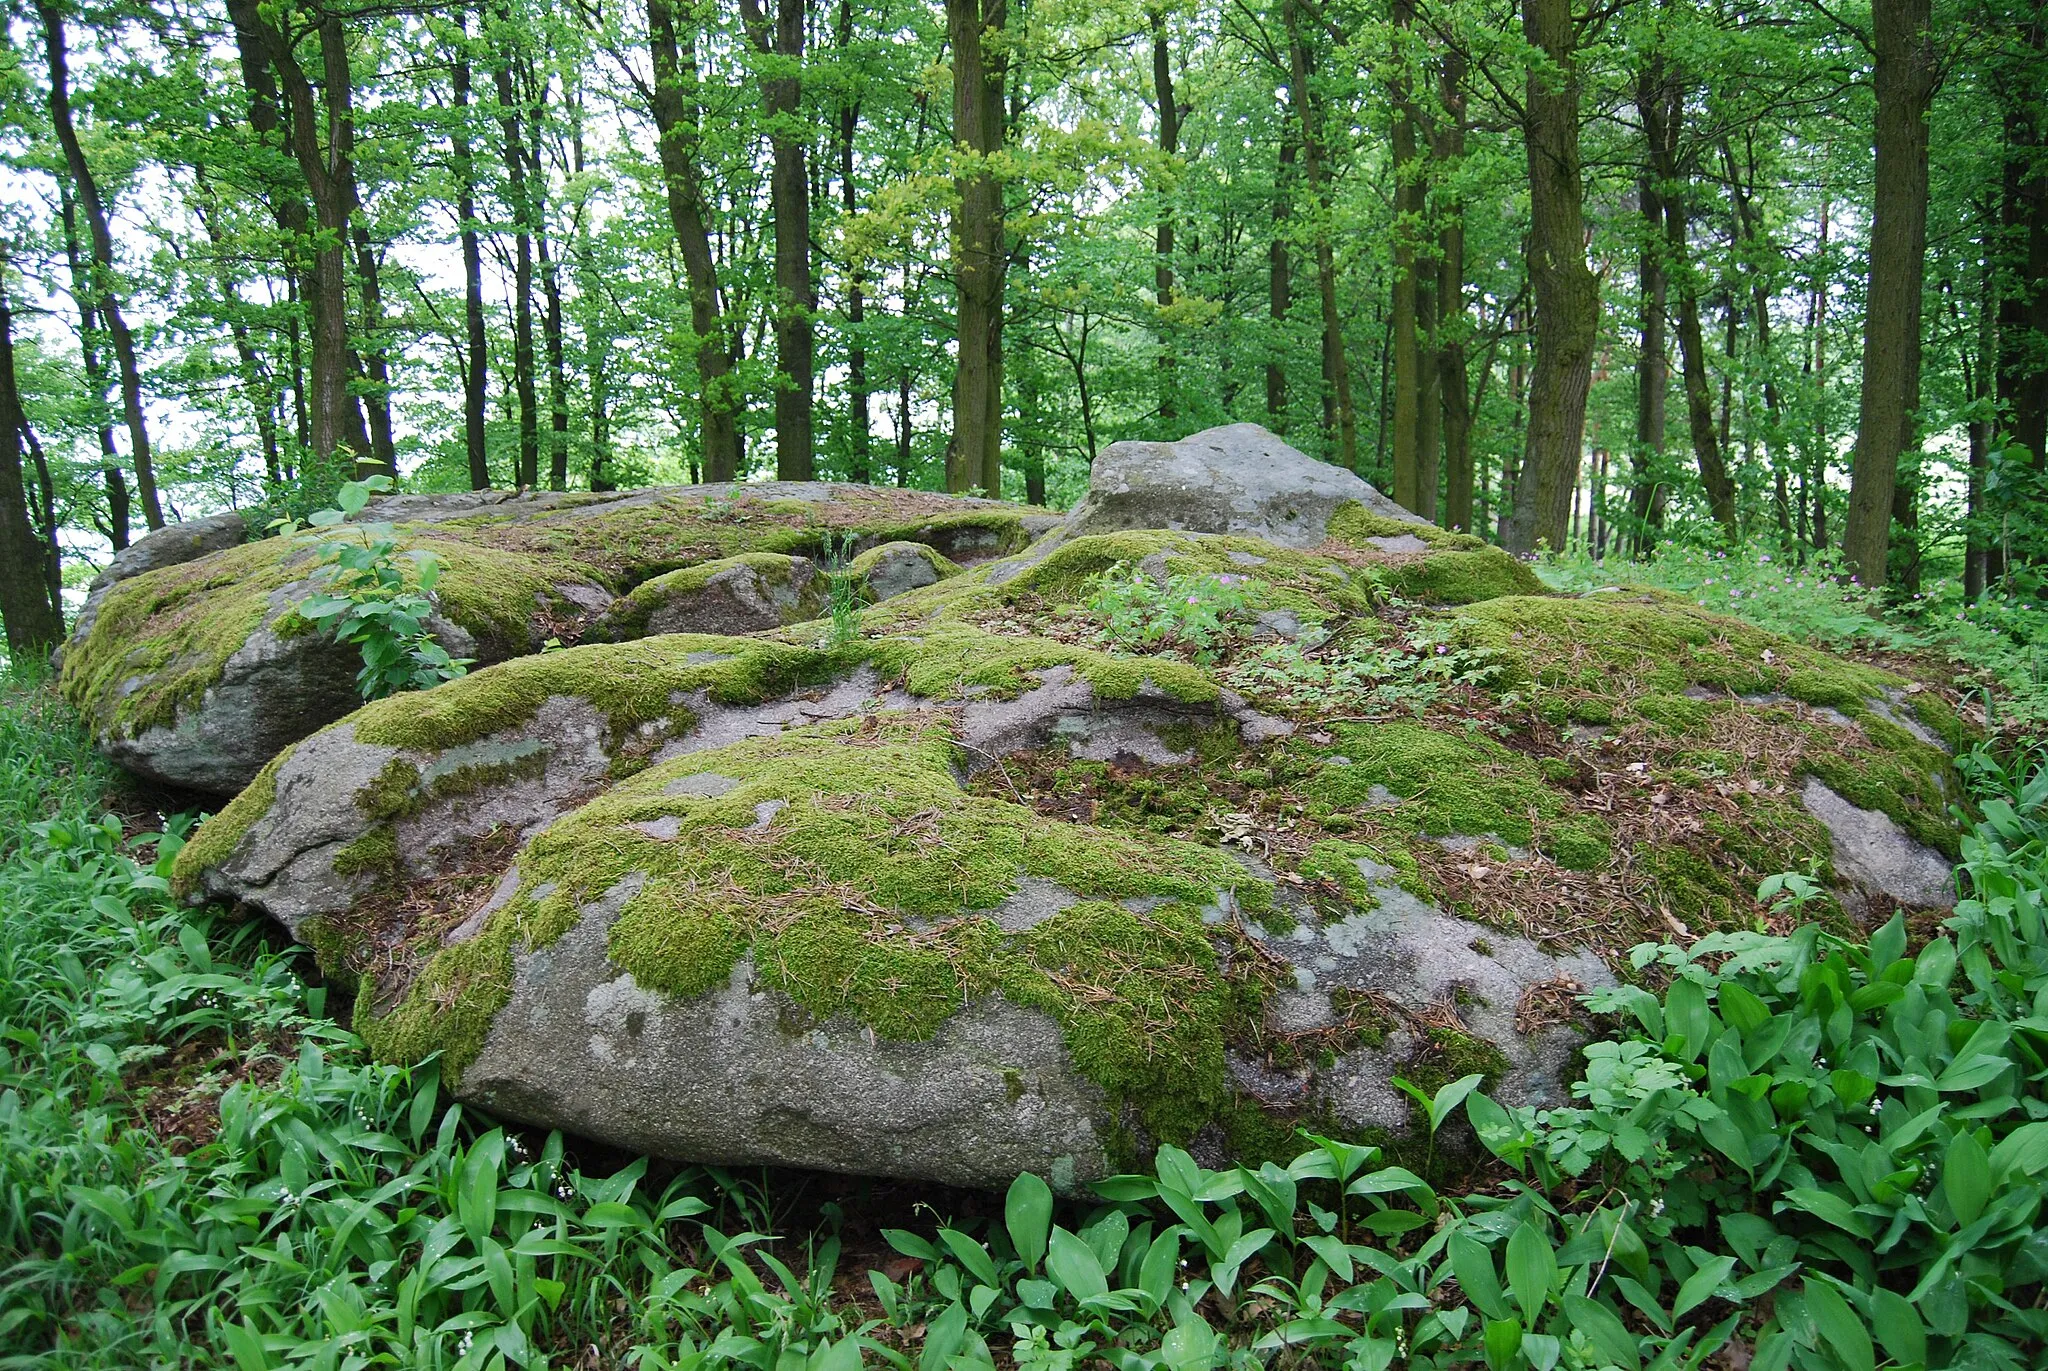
[0,0,2044,656]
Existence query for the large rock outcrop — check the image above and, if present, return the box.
[168,488,1971,1190]
[62,483,1053,792]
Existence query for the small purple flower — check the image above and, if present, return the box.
[1436,644,1449,654]
[1760,554,1771,563]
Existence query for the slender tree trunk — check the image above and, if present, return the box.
[1967,259,1996,597]
[1663,171,1739,533]
[897,364,914,486]
[539,227,570,490]
[1437,48,1473,532]
[948,0,1008,493]
[349,223,398,477]
[454,24,491,490]
[741,0,816,479]
[837,0,871,482]
[190,171,284,486]
[648,0,741,481]
[1287,0,1357,470]
[0,277,64,656]
[56,182,129,550]
[1630,68,1669,557]
[40,2,163,530]
[1844,0,1937,586]
[1390,0,1422,508]
[494,44,540,490]
[1508,0,1599,553]
[1152,10,1181,428]
[1995,13,2047,538]
[227,0,368,479]
[1268,127,1296,425]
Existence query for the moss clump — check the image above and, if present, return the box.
[1628,692,1724,734]
[170,745,291,895]
[361,716,1270,1142]
[1906,692,1976,754]
[864,624,1220,706]
[589,552,825,642]
[1386,549,1547,605]
[348,634,842,753]
[1403,1027,1514,1100]
[356,757,423,821]
[297,915,360,993]
[1325,503,1468,547]
[1300,721,1607,867]
[1298,837,1436,908]
[1803,725,1963,858]
[1006,530,1372,619]
[1454,594,1901,709]
[848,540,963,591]
[332,824,400,879]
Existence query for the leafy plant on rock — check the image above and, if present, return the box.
[281,475,473,700]
[1084,562,1257,663]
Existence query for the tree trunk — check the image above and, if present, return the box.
[349,223,399,478]
[454,23,491,490]
[1664,180,1739,533]
[1287,0,1357,471]
[741,0,816,479]
[1268,127,1295,425]
[1507,0,1599,554]
[0,277,65,657]
[539,226,570,491]
[190,171,285,487]
[494,43,540,490]
[1390,0,1422,510]
[947,0,1008,494]
[226,0,369,479]
[1995,13,2047,526]
[837,0,871,482]
[1844,0,1937,586]
[648,0,742,481]
[40,2,163,530]
[55,181,130,550]
[1437,48,1472,531]
[1629,68,1670,556]
[1152,10,1181,427]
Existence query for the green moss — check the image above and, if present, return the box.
[1804,726,1964,858]
[1454,594,1901,710]
[297,915,360,993]
[170,745,290,895]
[1905,692,1977,755]
[849,540,962,596]
[360,716,1271,1141]
[590,552,825,643]
[348,634,841,753]
[864,624,1220,705]
[1299,837,1434,908]
[1629,693,1723,734]
[332,824,399,879]
[1402,1027,1513,1100]
[1325,503,1472,548]
[1386,548,1546,605]
[1303,722,1555,849]
[1005,531,1371,619]
[356,757,423,821]
[1547,818,1614,872]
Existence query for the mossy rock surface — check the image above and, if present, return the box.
[170,453,1971,1191]
[62,482,1053,793]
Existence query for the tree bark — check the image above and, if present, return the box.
[190,169,285,487]
[1507,0,1599,554]
[39,2,163,530]
[948,0,1009,494]
[55,180,130,550]
[493,40,540,490]
[1152,10,1181,427]
[348,223,398,477]
[1629,68,1670,555]
[1435,47,1469,530]
[648,0,742,481]
[1390,0,1422,509]
[1286,0,1357,471]
[1268,126,1296,425]
[1995,13,2047,512]
[226,0,370,479]
[837,0,872,482]
[741,0,816,479]
[1844,0,1937,586]
[0,276,65,657]
[453,21,491,490]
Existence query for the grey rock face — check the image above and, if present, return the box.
[1800,778,1956,909]
[463,917,1111,1192]
[63,512,253,659]
[859,541,954,601]
[1064,423,1424,548]
[647,557,824,636]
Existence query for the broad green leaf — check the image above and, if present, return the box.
[1673,1255,1737,1320]
[1504,1222,1556,1320]
[1943,1131,1991,1227]
[1007,1164,1056,1270]
[1046,1226,1109,1301]
[1868,1288,1925,1369]
[936,1228,1000,1288]
[1802,1278,1875,1371]
[1560,1293,1641,1371]
[1449,1231,1509,1321]
[1430,1074,1488,1133]
[1483,1317,1523,1371]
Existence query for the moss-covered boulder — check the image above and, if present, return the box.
[170,503,1971,1191]
[63,483,1054,792]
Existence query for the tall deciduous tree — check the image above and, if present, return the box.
[1844,0,1937,585]
[1507,0,1598,554]
[948,0,1008,495]
[741,0,815,479]
[0,273,64,657]
[38,1,163,530]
